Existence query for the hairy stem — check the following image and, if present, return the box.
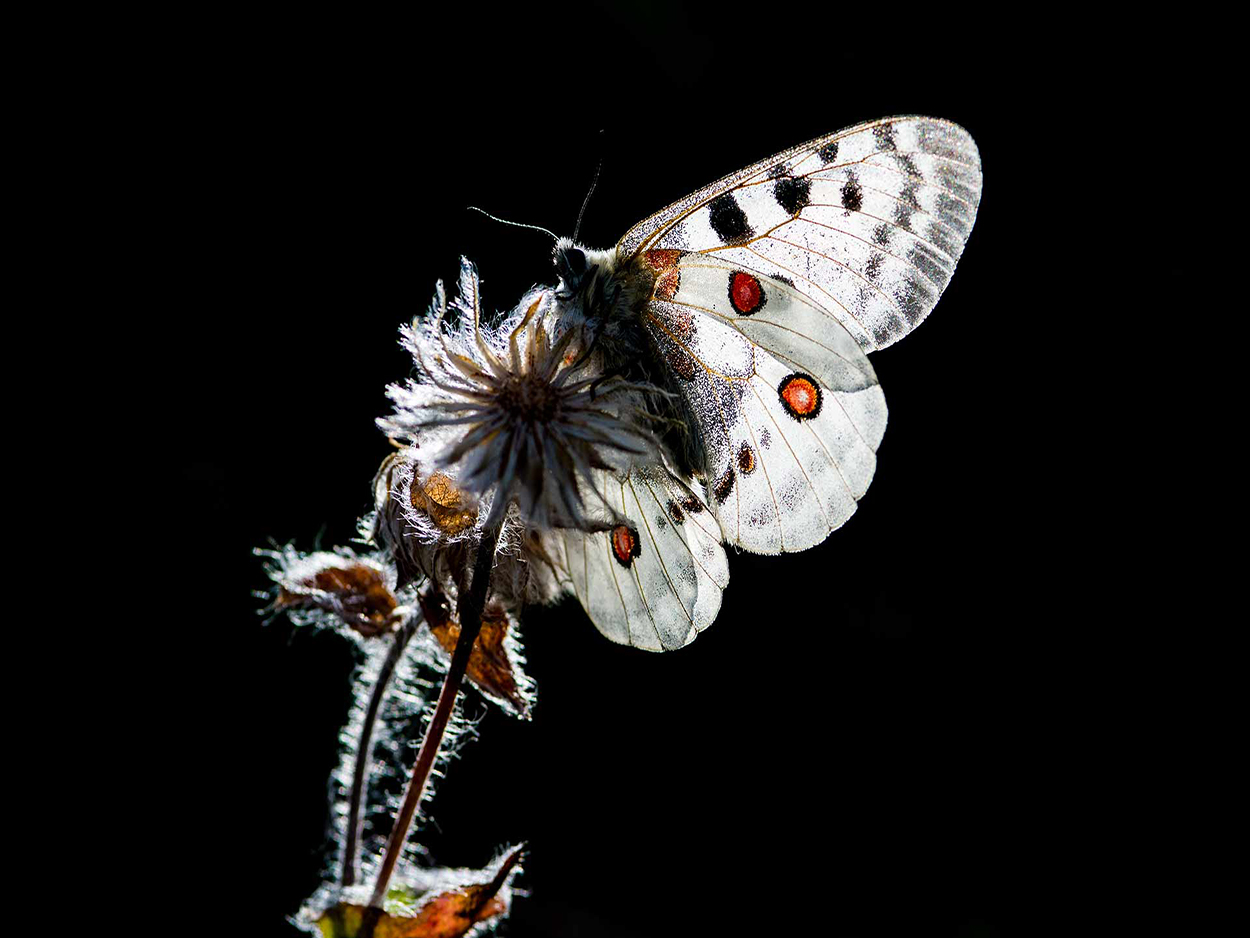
[342,615,417,888]
[361,521,502,932]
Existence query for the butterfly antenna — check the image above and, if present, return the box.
[466,206,557,241]
[572,130,605,242]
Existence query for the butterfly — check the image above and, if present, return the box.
[540,116,981,651]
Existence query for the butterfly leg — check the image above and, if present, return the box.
[588,365,630,400]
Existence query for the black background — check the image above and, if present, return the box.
[166,6,1094,936]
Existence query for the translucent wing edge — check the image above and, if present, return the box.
[617,116,980,259]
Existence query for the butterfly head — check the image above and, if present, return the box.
[554,238,599,297]
[552,237,626,319]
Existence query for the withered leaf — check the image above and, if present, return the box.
[419,589,531,719]
[316,845,523,938]
[411,471,478,537]
[277,562,399,638]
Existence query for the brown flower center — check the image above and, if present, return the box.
[496,373,561,424]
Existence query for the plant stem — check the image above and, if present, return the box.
[361,520,501,933]
[342,615,417,888]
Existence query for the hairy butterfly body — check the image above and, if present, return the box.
[543,116,981,649]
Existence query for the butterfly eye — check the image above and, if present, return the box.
[556,246,587,284]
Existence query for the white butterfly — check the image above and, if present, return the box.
[541,116,982,651]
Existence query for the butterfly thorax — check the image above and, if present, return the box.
[552,237,704,478]
[552,238,656,364]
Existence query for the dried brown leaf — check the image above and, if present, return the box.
[411,471,478,537]
[315,845,523,938]
[418,588,531,719]
[276,562,399,638]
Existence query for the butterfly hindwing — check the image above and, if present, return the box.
[555,464,729,651]
[620,116,981,352]
[651,257,882,402]
[642,257,886,554]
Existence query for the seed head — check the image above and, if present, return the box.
[378,259,664,534]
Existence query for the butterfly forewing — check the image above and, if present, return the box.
[619,116,981,352]
[555,465,729,652]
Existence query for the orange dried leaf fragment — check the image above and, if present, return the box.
[277,562,400,638]
[316,845,523,938]
[419,589,531,719]
[410,471,477,537]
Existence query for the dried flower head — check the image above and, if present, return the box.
[377,259,664,535]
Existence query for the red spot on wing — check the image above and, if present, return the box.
[778,373,822,420]
[729,271,765,315]
[611,525,641,567]
[784,381,816,412]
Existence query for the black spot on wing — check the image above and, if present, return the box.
[841,174,863,212]
[865,252,884,281]
[873,122,897,151]
[773,176,812,216]
[667,500,685,524]
[707,193,754,245]
[892,202,914,232]
[895,151,921,178]
[818,141,839,163]
[872,223,891,247]
[767,163,788,179]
